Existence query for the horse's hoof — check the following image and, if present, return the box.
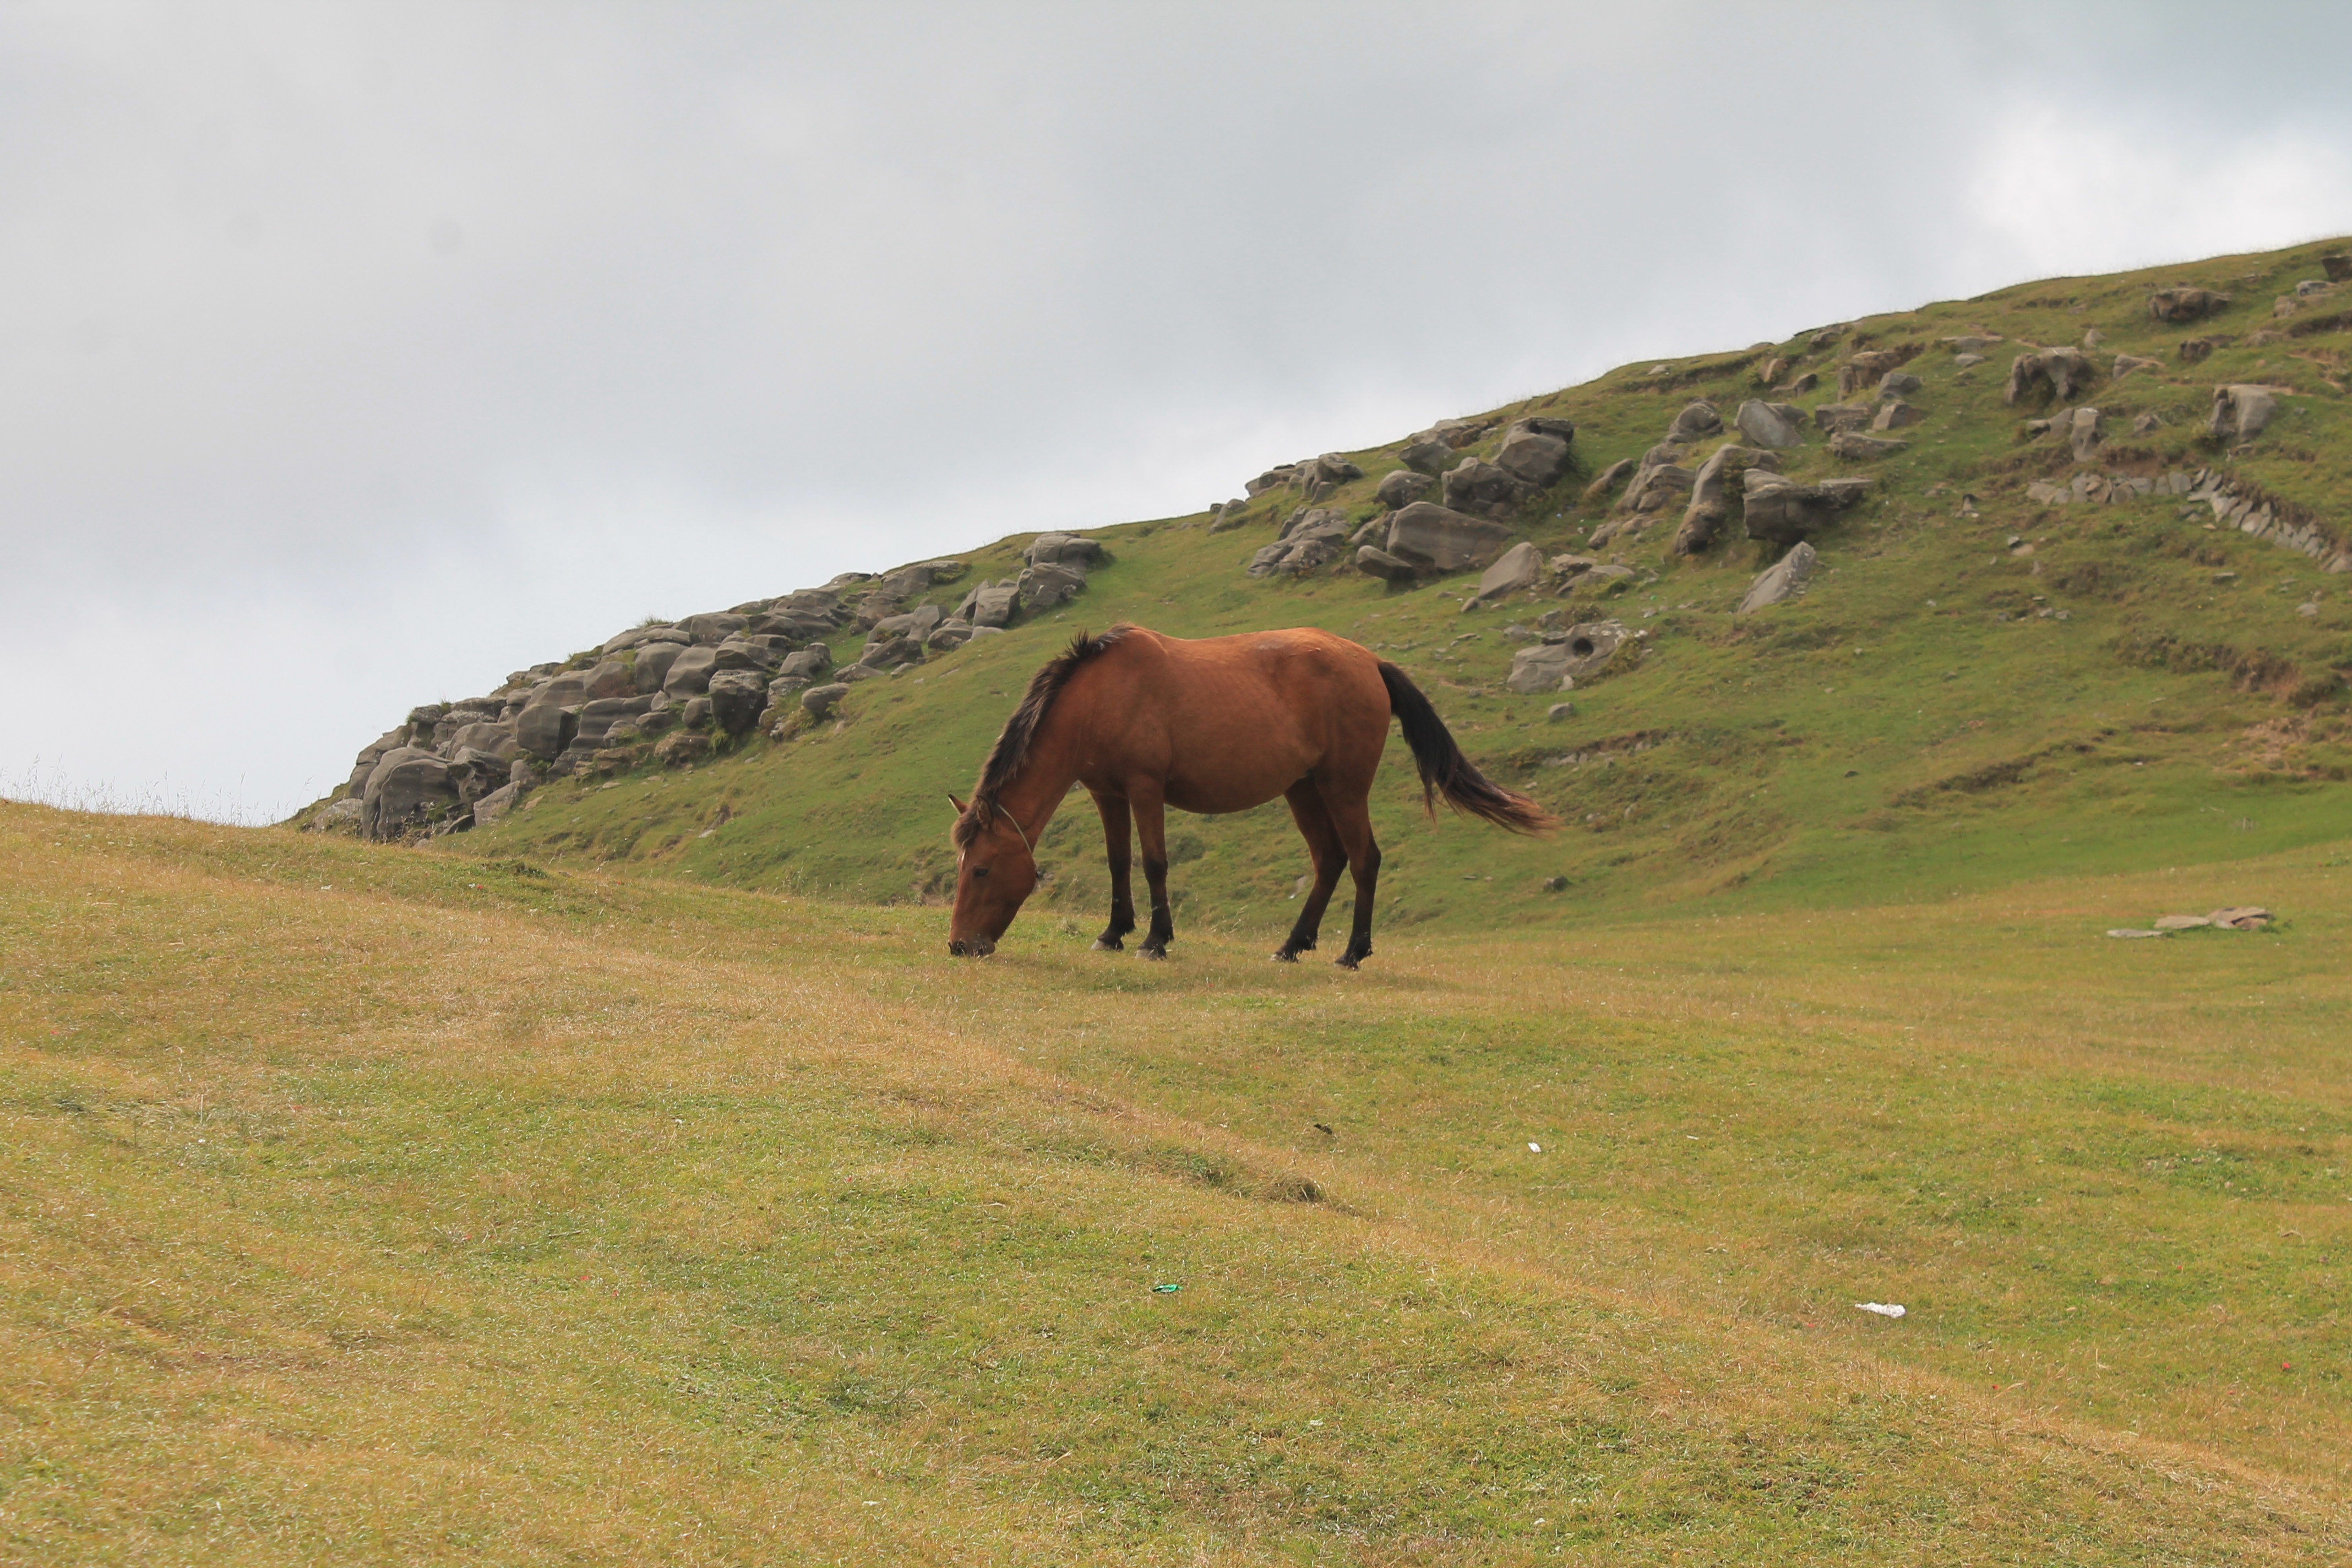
[1334,954,1362,971]
[1271,950,1299,963]
[1092,937,1123,951]
[1138,946,1168,962]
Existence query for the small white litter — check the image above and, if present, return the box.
[1528,1142,1543,1153]
[1855,1302,1907,1319]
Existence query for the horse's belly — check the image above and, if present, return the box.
[1161,748,1316,816]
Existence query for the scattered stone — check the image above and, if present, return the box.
[1492,421,1575,488]
[1018,560,1089,607]
[1838,350,1905,397]
[2209,905,2272,930]
[1545,703,1575,722]
[1441,456,1531,519]
[1354,546,1419,582]
[800,683,850,720]
[1384,503,1516,574]
[1376,469,1435,509]
[1872,400,1922,431]
[1737,541,1817,613]
[2152,914,2210,930]
[2133,412,2164,434]
[2210,383,2278,442]
[1733,399,1804,450]
[1674,443,1776,556]
[2177,337,2216,363]
[967,582,1022,628]
[1506,621,1627,692]
[1953,352,1987,369]
[1023,534,1104,568]
[1620,447,1696,513]
[1207,499,1256,532]
[1829,431,1908,461]
[1397,438,1452,475]
[2326,254,2352,283]
[2055,406,2103,461]
[1467,541,1543,605]
[1666,401,1723,443]
[2105,928,2168,939]
[1812,403,1873,433]
[2112,353,2164,379]
[2148,287,2230,324]
[1877,371,1922,398]
[679,611,748,644]
[706,669,769,733]
[2005,346,2098,405]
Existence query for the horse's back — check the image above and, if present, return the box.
[1075,626,1391,810]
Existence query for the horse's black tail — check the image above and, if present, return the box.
[1378,661,1556,834]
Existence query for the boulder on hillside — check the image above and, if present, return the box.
[1738,541,1818,613]
[1877,371,1922,398]
[1812,403,1872,433]
[706,669,769,733]
[471,780,526,827]
[362,748,458,840]
[662,643,759,698]
[2149,287,2230,323]
[654,731,711,766]
[1838,350,1904,397]
[580,659,635,700]
[629,641,685,694]
[444,721,518,761]
[1666,401,1723,443]
[1506,620,1629,693]
[964,582,1022,628]
[1023,534,1106,568]
[1354,546,1419,582]
[1384,503,1515,574]
[679,612,748,644]
[1376,469,1435,509]
[801,682,851,720]
[1743,470,1873,543]
[1872,400,1923,431]
[1673,444,1776,556]
[2054,406,2103,461]
[1493,421,1575,488]
[858,634,925,671]
[1019,560,1088,607]
[1734,400,1804,449]
[872,603,945,641]
[1466,541,1542,605]
[1440,457,1530,519]
[1248,512,1351,578]
[2005,346,2098,405]
[1298,453,1364,500]
[1828,431,1909,461]
[1619,444,1694,512]
[925,619,975,652]
[513,701,578,762]
[2113,353,2164,379]
[2210,383,2278,442]
[777,644,832,680]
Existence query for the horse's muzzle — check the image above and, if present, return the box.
[947,937,996,958]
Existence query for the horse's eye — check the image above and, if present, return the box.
[971,865,990,879]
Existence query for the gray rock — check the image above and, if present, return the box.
[858,633,924,670]
[1547,703,1575,722]
[2005,346,2098,405]
[1019,560,1088,608]
[513,701,578,761]
[1507,620,1628,692]
[2149,287,2230,323]
[706,669,769,733]
[627,641,685,693]
[802,682,851,719]
[926,619,974,652]
[1666,401,1723,443]
[309,797,366,832]
[969,582,1022,628]
[1812,403,1873,433]
[777,644,832,680]
[1734,399,1804,449]
[1441,457,1529,519]
[362,747,458,840]
[1493,425,1574,488]
[661,645,719,696]
[2211,383,2278,442]
[1674,444,1775,556]
[1872,400,1923,431]
[1738,541,1818,613]
[654,731,711,766]
[1355,546,1419,582]
[1024,534,1106,568]
[470,780,525,827]
[2055,406,2103,461]
[1743,470,1873,543]
[406,704,448,728]
[581,659,635,700]
[1580,457,1636,504]
[1828,431,1908,460]
[444,721,518,761]
[1384,503,1516,574]
[872,603,945,640]
[1467,542,1542,605]
[678,612,748,645]
[681,695,712,728]
[2112,353,2164,379]
[1376,469,1436,509]
[1397,438,1452,475]
[1877,371,1922,398]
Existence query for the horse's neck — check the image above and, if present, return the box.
[998,724,1079,836]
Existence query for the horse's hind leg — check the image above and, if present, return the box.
[1130,785,1175,959]
[1316,783,1384,970]
[1275,779,1347,962]
[1090,791,1135,951]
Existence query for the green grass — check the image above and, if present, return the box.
[6,802,2349,1562]
[435,235,2352,944]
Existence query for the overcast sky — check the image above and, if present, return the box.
[7,2,2352,821]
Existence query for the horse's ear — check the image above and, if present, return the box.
[947,794,968,816]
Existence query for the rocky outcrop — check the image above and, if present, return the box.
[1248,510,1352,578]
[1376,469,1435,508]
[2005,346,2098,405]
[2210,384,2279,442]
[1466,542,1543,605]
[1619,444,1695,514]
[1743,470,1873,543]
[1492,418,1575,488]
[1738,542,1817,613]
[1734,400,1804,450]
[1666,402,1723,443]
[1812,404,1873,433]
[2149,287,2230,323]
[1505,620,1629,692]
[1673,444,1777,556]
[1828,431,1908,461]
[1383,503,1515,574]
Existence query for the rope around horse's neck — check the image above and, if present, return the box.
[993,803,1037,865]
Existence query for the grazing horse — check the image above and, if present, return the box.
[946,624,1551,966]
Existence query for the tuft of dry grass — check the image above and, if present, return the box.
[3,800,2348,1563]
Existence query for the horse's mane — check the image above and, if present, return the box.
[954,625,1131,847]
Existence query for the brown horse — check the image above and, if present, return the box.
[946,624,1551,966]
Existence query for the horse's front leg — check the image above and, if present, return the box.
[1090,791,1135,950]
[1131,787,1175,960]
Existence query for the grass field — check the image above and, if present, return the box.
[7,799,2348,1563]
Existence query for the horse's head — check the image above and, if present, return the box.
[946,794,1036,957]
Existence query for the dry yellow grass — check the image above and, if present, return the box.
[3,801,2347,1562]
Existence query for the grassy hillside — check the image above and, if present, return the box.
[426,237,2352,947]
[7,801,2350,1562]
